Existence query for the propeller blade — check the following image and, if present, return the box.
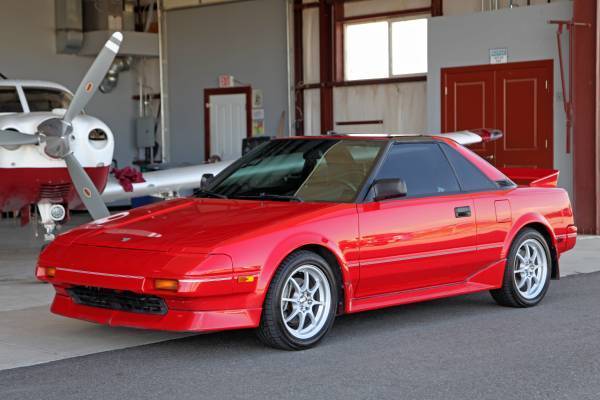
[0,130,40,146]
[64,153,110,221]
[63,32,123,123]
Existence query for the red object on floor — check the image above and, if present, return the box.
[112,166,145,192]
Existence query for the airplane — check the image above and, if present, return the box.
[0,32,230,241]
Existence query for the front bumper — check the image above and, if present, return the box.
[51,293,262,332]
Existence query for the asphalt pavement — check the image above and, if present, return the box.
[1,271,599,400]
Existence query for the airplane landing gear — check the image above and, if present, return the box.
[37,202,66,241]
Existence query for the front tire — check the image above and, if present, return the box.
[491,228,551,307]
[257,250,338,350]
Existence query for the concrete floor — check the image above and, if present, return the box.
[0,213,599,371]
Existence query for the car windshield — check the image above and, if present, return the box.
[203,139,385,203]
[23,87,72,112]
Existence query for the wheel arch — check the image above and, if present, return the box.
[295,244,346,315]
[259,236,353,315]
[505,215,560,279]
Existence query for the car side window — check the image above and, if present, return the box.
[440,143,498,192]
[373,142,460,198]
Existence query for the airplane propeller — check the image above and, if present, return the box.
[0,32,123,221]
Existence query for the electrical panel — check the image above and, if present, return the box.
[136,117,156,149]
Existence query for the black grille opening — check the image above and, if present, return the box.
[67,286,167,315]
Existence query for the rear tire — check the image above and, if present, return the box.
[490,228,551,307]
[257,250,338,350]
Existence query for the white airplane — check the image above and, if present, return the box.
[0,32,230,240]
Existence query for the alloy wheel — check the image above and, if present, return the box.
[513,238,548,300]
[280,264,332,340]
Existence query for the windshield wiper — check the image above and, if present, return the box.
[233,193,303,202]
[194,189,228,199]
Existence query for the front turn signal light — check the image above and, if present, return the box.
[45,267,56,278]
[154,279,179,291]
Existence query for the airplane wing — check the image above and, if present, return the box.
[101,161,233,203]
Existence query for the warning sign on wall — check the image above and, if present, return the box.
[489,48,508,64]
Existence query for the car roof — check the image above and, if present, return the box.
[277,134,449,144]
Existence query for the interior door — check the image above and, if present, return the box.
[495,65,553,168]
[443,70,495,161]
[355,142,478,297]
[442,60,553,169]
[204,87,251,161]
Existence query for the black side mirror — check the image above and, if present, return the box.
[200,173,215,190]
[372,178,407,202]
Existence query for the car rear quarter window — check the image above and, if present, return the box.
[375,142,460,198]
[0,87,23,113]
[440,143,498,192]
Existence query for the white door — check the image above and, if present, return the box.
[208,93,247,161]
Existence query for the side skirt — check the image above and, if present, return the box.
[347,259,506,314]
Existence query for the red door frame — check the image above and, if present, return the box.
[203,86,252,161]
[441,60,554,168]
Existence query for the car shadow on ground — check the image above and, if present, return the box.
[143,290,514,353]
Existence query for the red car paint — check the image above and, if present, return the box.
[37,136,577,333]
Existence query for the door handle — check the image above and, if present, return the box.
[455,206,472,218]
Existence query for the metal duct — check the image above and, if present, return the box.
[99,56,133,93]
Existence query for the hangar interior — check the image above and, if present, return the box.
[0,0,597,232]
[0,0,599,369]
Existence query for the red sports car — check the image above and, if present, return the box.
[37,132,577,350]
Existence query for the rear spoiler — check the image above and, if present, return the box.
[500,168,560,188]
[327,128,504,146]
[435,128,503,146]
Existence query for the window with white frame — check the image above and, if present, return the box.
[344,17,428,81]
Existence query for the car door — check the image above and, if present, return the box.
[438,142,513,269]
[355,141,478,297]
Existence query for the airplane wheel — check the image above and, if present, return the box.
[257,250,337,350]
[490,228,551,307]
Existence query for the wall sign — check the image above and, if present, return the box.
[218,75,235,87]
[252,89,263,108]
[489,48,508,64]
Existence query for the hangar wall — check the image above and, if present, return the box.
[427,2,573,195]
[165,0,290,164]
[0,0,137,168]
[300,1,429,135]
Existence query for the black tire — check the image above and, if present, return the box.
[256,250,338,350]
[490,228,551,307]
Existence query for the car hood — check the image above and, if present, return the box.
[62,198,343,253]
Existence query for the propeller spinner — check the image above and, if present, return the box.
[0,32,123,221]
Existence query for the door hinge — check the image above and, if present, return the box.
[205,103,210,109]
[545,139,548,149]
[545,80,549,91]
[444,86,448,96]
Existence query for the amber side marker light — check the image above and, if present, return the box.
[238,275,255,283]
[154,279,179,291]
[45,267,56,278]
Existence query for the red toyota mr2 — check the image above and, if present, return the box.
[37,132,577,350]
